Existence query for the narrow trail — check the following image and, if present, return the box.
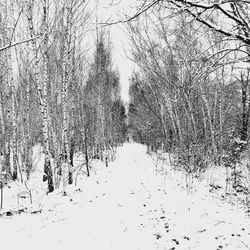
[0,143,249,250]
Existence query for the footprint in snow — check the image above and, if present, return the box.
[172,239,179,245]
[164,222,169,228]
[75,188,82,193]
[198,229,206,233]
[231,233,241,237]
[215,235,225,240]
[217,246,223,249]
[154,234,162,240]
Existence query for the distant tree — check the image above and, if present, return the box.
[84,32,127,164]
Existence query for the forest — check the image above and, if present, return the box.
[128,0,250,202]
[0,0,127,197]
[0,1,250,249]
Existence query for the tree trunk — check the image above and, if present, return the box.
[6,26,17,180]
[11,86,17,180]
[27,1,54,192]
[200,85,217,157]
[160,102,168,151]
[84,127,90,177]
[240,72,250,142]
[42,0,54,192]
[61,6,73,185]
[184,92,197,137]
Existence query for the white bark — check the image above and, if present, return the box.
[200,85,217,155]
[5,7,18,180]
[61,4,74,183]
[26,1,54,191]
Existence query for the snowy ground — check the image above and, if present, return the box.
[0,143,250,250]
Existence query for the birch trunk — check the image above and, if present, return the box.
[200,85,217,157]
[0,93,5,144]
[218,85,223,165]
[10,80,17,180]
[42,0,54,192]
[184,92,197,137]
[96,42,105,161]
[160,102,168,150]
[165,96,178,144]
[26,1,54,192]
[61,7,73,184]
[240,71,250,142]
[202,106,207,140]
[6,17,17,180]
[173,107,183,144]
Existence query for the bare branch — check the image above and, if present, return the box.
[0,35,41,52]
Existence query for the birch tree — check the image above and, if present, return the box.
[84,32,126,163]
[127,11,245,174]
[26,0,54,192]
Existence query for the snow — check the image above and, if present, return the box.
[0,143,250,250]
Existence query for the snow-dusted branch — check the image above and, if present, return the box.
[0,35,40,52]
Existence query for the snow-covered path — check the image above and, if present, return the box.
[0,143,250,250]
